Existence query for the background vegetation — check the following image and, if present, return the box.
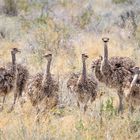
[0,0,140,139]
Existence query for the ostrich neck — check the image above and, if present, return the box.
[81,59,86,82]
[42,59,52,85]
[103,43,108,63]
[46,59,51,77]
[100,42,111,74]
[11,52,16,73]
[130,74,139,89]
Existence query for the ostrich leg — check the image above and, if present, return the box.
[84,104,88,113]
[77,101,80,108]
[0,95,6,112]
[129,101,134,115]
[7,90,18,113]
[117,87,124,114]
[8,87,25,112]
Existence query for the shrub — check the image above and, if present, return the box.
[3,0,18,16]
[103,97,117,116]
[78,9,93,29]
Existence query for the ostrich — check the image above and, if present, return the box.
[98,37,134,113]
[26,53,59,116]
[0,48,20,111]
[125,67,140,113]
[0,48,29,112]
[67,54,98,113]
[6,49,29,112]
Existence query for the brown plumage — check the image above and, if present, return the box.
[26,53,59,115]
[92,56,135,83]
[0,48,20,111]
[7,63,29,112]
[109,56,135,70]
[0,67,15,96]
[92,38,135,113]
[67,73,79,93]
[125,67,140,113]
[67,54,98,113]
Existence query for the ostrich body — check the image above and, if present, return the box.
[125,67,140,113]
[92,56,135,85]
[27,54,59,114]
[7,63,29,112]
[67,54,98,113]
[97,38,134,113]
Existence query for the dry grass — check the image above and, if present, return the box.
[0,94,140,140]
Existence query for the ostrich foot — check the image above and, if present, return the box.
[7,106,14,113]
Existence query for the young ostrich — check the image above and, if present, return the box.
[0,48,20,111]
[27,53,59,115]
[67,54,98,113]
[125,67,140,113]
[6,49,29,112]
[99,38,134,113]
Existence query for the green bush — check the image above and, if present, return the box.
[103,97,117,116]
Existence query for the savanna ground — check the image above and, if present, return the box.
[0,0,140,139]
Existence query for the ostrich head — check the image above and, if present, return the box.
[11,48,21,54]
[82,54,88,61]
[102,37,109,43]
[130,67,140,74]
[43,53,52,61]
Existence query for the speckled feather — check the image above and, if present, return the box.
[67,73,98,103]
[91,56,135,88]
[27,72,59,108]
[6,63,29,96]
